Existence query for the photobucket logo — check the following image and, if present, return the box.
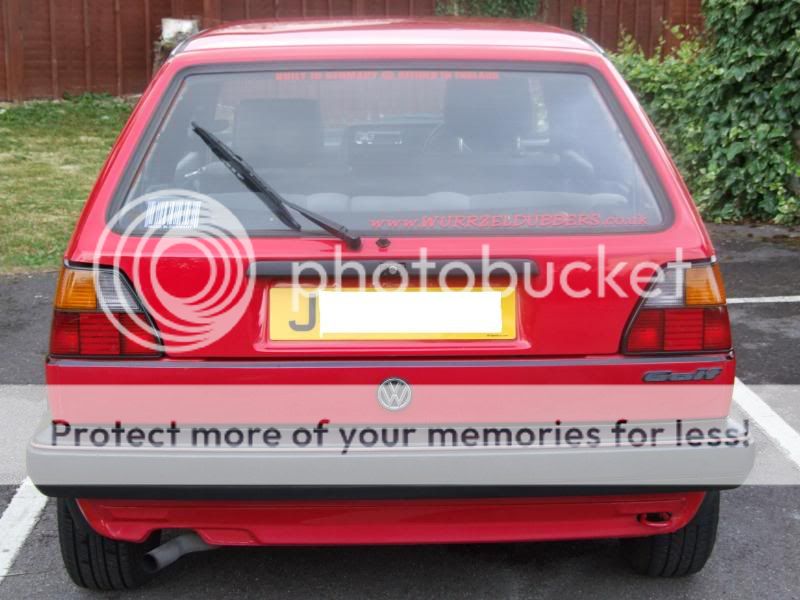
[289,245,536,308]
[93,190,255,353]
[289,245,690,302]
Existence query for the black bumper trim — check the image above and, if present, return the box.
[39,484,736,501]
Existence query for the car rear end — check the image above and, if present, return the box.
[28,21,753,589]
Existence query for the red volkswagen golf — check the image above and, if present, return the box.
[28,19,753,590]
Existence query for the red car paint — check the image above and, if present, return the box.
[46,19,734,545]
[79,494,704,546]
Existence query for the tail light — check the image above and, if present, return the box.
[50,266,161,357]
[623,262,731,354]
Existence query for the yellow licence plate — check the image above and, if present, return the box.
[269,287,517,341]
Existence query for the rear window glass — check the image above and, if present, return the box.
[120,67,665,235]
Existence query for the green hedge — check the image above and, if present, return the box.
[612,0,800,224]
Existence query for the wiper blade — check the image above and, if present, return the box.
[191,122,362,250]
[192,123,301,231]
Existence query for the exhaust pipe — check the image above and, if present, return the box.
[143,532,218,573]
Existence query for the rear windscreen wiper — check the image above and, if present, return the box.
[191,122,362,250]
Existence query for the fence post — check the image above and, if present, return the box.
[82,0,91,92]
[144,0,152,81]
[3,0,24,101]
[48,0,59,98]
[202,0,222,28]
[114,0,123,96]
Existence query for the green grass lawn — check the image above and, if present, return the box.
[0,94,134,273]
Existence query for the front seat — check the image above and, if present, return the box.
[233,98,323,168]
[188,98,326,195]
[427,76,534,153]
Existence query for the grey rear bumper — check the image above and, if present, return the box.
[28,417,755,495]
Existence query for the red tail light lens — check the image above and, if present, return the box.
[49,267,161,358]
[623,263,732,355]
[626,310,664,352]
[702,306,732,350]
[663,309,704,352]
[119,314,161,355]
[49,312,80,355]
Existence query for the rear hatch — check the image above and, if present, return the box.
[103,237,684,359]
[84,64,712,360]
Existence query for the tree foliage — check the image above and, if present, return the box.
[614,0,800,223]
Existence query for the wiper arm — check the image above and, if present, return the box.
[191,122,362,250]
[192,123,301,232]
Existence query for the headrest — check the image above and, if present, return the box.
[234,99,323,167]
[442,76,534,150]
[541,75,603,144]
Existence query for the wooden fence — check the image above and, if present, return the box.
[0,0,703,101]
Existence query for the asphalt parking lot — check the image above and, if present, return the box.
[0,223,798,598]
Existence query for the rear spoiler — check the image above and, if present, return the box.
[248,258,539,279]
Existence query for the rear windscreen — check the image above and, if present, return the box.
[121,67,666,235]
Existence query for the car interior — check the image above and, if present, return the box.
[126,71,663,231]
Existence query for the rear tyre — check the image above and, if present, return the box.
[621,491,720,577]
[57,498,161,590]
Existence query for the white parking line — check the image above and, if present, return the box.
[734,378,800,470]
[728,295,800,304]
[0,478,47,581]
